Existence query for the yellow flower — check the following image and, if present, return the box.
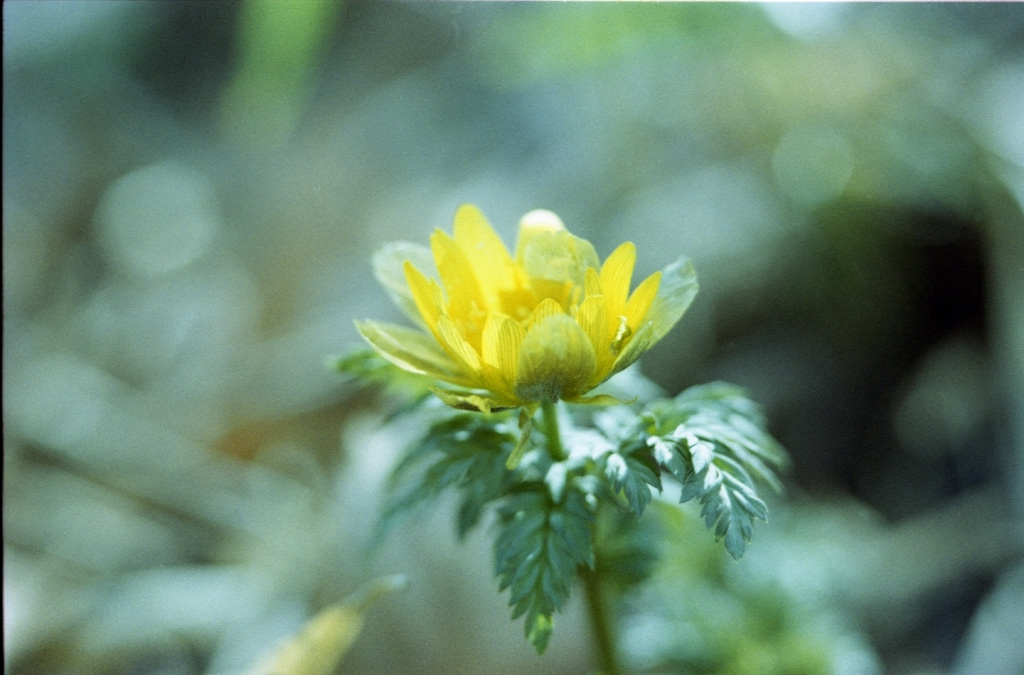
[356,205,697,413]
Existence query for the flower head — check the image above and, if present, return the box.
[357,205,697,413]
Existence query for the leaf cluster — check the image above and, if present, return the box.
[366,375,787,652]
[599,382,788,559]
[379,408,601,653]
[381,413,517,539]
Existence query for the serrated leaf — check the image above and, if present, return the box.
[717,500,757,560]
[606,448,663,518]
[526,613,554,653]
[701,463,724,493]
[678,471,704,503]
[378,413,515,541]
[494,488,594,653]
[634,382,789,559]
[690,438,714,474]
[648,436,677,465]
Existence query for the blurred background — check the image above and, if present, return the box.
[4,2,1024,674]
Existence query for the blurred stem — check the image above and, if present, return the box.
[541,401,621,674]
[582,563,621,675]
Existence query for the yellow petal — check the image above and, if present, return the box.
[245,605,362,675]
[610,321,653,375]
[528,278,573,309]
[599,242,636,320]
[436,314,482,373]
[565,392,636,406]
[403,261,444,337]
[496,282,544,322]
[481,313,525,396]
[527,297,564,329]
[646,257,699,343]
[431,229,484,324]
[245,575,406,675]
[515,314,597,402]
[355,320,472,386]
[453,204,517,309]
[584,267,602,298]
[575,295,612,375]
[373,242,434,327]
[624,270,661,330]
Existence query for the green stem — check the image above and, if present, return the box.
[582,564,622,675]
[540,401,622,674]
[540,400,567,461]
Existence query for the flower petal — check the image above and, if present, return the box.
[517,222,599,288]
[436,314,483,373]
[646,257,699,343]
[526,297,564,329]
[515,314,597,402]
[355,320,472,386]
[599,242,635,320]
[362,206,698,410]
[610,321,653,375]
[453,204,518,310]
[624,270,661,330]
[431,229,484,327]
[584,267,602,298]
[372,242,435,327]
[403,260,444,339]
[481,313,525,398]
[431,387,511,414]
[565,392,636,406]
[575,295,612,375]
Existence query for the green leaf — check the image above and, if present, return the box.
[605,441,662,515]
[638,382,788,559]
[526,613,554,654]
[332,348,435,413]
[378,414,515,539]
[494,488,595,653]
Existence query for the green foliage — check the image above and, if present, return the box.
[333,348,434,411]
[470,3,774,87]
[598,382,787,559]
[334,348,412,387]
[361,365,787,652]
[494,488,595,652]
[380,413,516,538]
[604,438,662,516]
[222,0,339,147]
[617,502,869,675]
